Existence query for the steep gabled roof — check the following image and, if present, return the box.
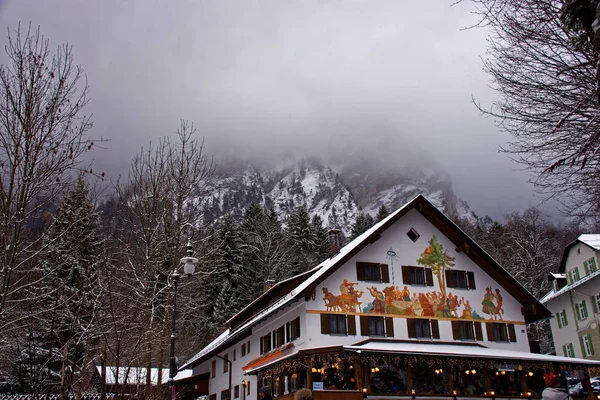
[181,194,551,370]
[557,234,600,274]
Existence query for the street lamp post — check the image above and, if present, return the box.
[168,232,199,400]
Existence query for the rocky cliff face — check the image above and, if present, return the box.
[203,156,478,235]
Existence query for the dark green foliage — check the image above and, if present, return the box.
[351,213,375,240]
[376,205,390,222]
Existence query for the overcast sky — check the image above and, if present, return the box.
[0,0,557,220]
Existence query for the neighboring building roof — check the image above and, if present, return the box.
[95,366,192,385]
[541,267,600,304]
[541,234,600,304]
[557,234,600,274]
[181,195,552,370]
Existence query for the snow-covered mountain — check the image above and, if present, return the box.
[203,156,478,235]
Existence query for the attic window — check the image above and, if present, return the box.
[407,228,420,242]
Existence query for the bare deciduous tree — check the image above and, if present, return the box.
[0,23,98,319]
[469,0,600,222]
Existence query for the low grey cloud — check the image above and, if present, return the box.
[0,0,552,220]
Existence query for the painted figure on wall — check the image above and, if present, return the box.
[416,236,455,300]
[320,235,510,323]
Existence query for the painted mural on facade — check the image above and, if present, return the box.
[321,235,506,321]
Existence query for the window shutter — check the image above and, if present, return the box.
[425,268,434,286]
[486,323,495,341]
[286,322,291,342]
[431,319,440,339]
[402,266,411,284]
[564,310,568,326]
[321,314,330,334]
[260,336,264,355]
[347,315,356,335]
[585,262,590,275]
[562,345,567,357]
[556,313,562,328]
[446,270,455,288]
[582,301,588,318]
[592,297,599,314]
[580,335,586,356]
[575,268,581,280]
[360,316,369,336]
[385,317,394,337]
[356,262,366,281]
[507,324,517,342]
[588,334,595,355]
[381,264,390,283]
[569,343,575,357]
[592,257,597,271]
[407,319,416,338]
[576,303,582,320]
[451,321,460,339]
[467,271,476,289]
[474,322,483,341]
[247,340,250,354]
[567,273,571,285]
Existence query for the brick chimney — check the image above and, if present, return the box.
[328,228,341,257]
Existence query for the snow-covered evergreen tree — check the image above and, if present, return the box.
[351,213,375,239]
[41,177,103,398]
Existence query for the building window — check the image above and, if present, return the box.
[563,343,575,358]
[407,318,439,339]
[557,309,568,328]
[593,294,600,315]
[356,262,389,283]
[359,315,394,337]
[211,360,216,378]
[581,334,595,357]
[273,325,285,348]
[452,320,480,340]
[241,343,246,357]
[247,381,251,395]
[407,228,420,242]
[445,270,476,290]
[568,267,580,284]
[260,334,272,355]
[402,266,433,286]
[210,395,216,400]
[287,317,300,342]
[486,322,517,342]
[221,389,231,400]
[575,300,589,321]
[321,314,356,335]
[223,353,228,373]
[584,257,598,275]
[247,340,251,354]
[234,385,240,399]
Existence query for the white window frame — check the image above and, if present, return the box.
[566,343,574,358]
[576,300,589,321]
[559,310,567,327]
[583,335,593,357]
[569,269,578,283]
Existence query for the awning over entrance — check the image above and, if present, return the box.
[345,341,600,366]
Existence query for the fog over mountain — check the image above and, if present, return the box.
[0,0,560,221]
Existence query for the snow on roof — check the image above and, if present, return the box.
[549,272,566,279]
[181,197,416,370]
[345,341,600,366]
[541,268,600,304]
[579,234,600,250]
[95,366,192,385]
[181,328,231,369]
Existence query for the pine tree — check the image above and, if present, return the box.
[286,206,316,276]
[310,214,330,262]
[376,205,390,222]
[351,213,375,239]
[41,177,103,398]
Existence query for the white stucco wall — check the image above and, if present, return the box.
[306,208,530,351]
[546,242,600,359]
